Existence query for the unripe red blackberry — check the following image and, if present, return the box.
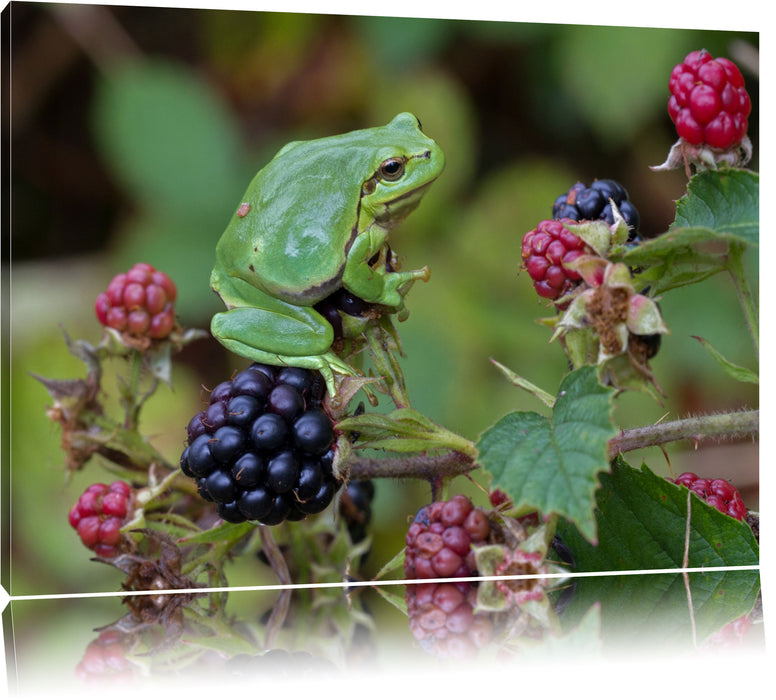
[667,49,751,151]
[180,363,342,526]
[702,614,752,649]
[404,494,490,580]
[95,262,177,340]
[68,481,134,558]
[668,472,747,520]
[75,629,134,684]
[521,219,588,300]
[405,581,493,659]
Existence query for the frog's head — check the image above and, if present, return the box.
[358,112,445,228]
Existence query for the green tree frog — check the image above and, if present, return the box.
[210,112,445,395]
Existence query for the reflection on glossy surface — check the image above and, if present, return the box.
[3,569,763,696]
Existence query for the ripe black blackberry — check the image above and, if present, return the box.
[552,179,640,240]
[180,363,342,525]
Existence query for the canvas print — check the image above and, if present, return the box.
[2,0,762,693]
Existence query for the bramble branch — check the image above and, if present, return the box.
[606,409,759,459]
[345,410,759,482]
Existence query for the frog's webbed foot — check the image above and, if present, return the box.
[377,265,431,311]
[304,352,360,400]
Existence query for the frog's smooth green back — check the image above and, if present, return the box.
[215,113,440,304]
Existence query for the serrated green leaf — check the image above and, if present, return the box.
[555,456,760,646]
[476,366,616,542]
[621,228,730,296]
[619,170,758,294]
[558,569,760,649]
[692,335,758,384]
[623,226,732,267]
[673,169,758,245]
[177,520,255,546]
[556,457,759,571]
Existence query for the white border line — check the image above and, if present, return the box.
[4,564,761,602]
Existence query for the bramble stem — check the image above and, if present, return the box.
[348,451,474,481]
[345,410,759,482]
[607,409,759,459]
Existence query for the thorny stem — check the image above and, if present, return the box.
[606,409,758,460]
[345,410,759,482]
[726,242,759,360]
[348,451,475,481]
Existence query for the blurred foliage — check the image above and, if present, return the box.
[8,3,758,622]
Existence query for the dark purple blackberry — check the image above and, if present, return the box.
[340,479,376,544]
[551,178,640,240]
[180,363,342,526]
[297,458,324,500]
[332,287,370,316]
[276,367,314,394]
[297,477,339,515]
[231,452,265,488]
[266,451,299,494]
[293,409,335,455]
[312,286,373,342]
[231,367,273,399]
[268,384,305,422]
[251,413,289,451]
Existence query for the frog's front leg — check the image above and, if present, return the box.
[343,227,430,308]
[210,288,357,396]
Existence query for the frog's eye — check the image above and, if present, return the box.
[378,157,405,182]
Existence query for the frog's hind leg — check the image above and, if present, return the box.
[211,302,333,358]
[211,303,355,395]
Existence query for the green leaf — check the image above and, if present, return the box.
[374,584,408,616]
[489,358,555,408]
[560,570,760,650]
[373,547,407,582]
[580,570,759,648]
[621,227,729,295]
[556,457,759,571]
[623,226,731,267]
[176,520,255,546]
[618,170,758,295]
[673,169,759,245]
[336,407,474,455]
[556,457,760,647]
[476,366,616,542]
[691,336,758,384]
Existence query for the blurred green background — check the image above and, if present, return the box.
[7,1,758,619]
